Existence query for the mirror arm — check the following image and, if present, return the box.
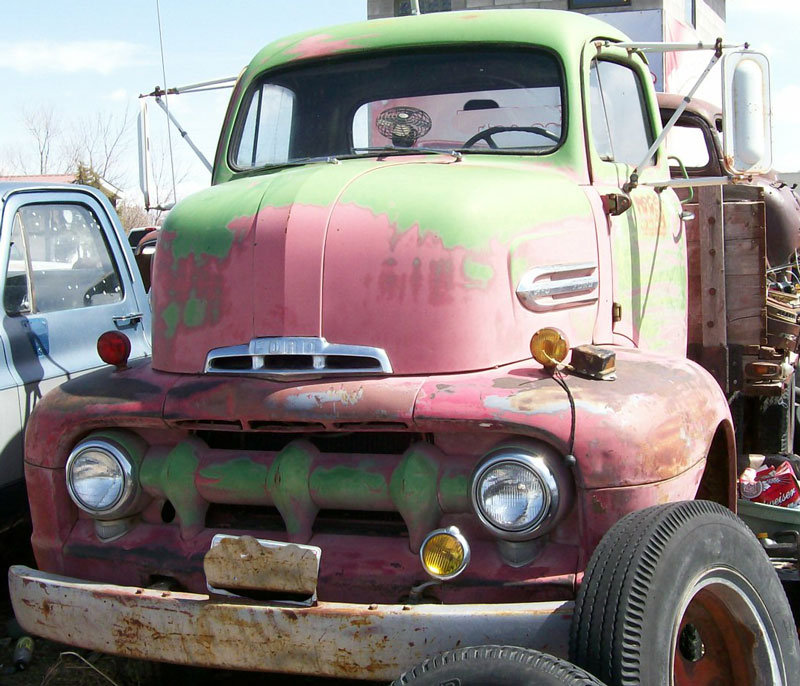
[625,40,723,192]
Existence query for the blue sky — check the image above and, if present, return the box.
[0,1,792,207]
[0,1,366,201]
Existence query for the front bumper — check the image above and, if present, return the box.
[9,565,572,681]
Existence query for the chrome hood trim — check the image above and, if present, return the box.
[205,337,393,380]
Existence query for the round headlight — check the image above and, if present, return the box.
[66,441,135,517]
[472,446,564,540]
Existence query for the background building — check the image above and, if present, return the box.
[367,0,726,99]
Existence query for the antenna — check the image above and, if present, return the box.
[155,0,177,208]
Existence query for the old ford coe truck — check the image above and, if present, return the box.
[10,9,800,685]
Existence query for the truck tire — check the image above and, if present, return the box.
[569,500,800,685]
[392,645,606,685]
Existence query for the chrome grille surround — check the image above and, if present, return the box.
[205,336,393,380]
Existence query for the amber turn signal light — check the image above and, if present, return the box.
[420,527,470,581]
[530,328,569,368]
[97,331,131,369]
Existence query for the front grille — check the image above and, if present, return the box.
[205,336,393,380]
[196,430,423,454]
[206,504,409,538]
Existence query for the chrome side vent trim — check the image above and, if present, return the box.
[516,262,599,312]
[205,337,393,380]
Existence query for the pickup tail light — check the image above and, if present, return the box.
[97,331,131,369]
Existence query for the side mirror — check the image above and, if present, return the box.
[722,51,772,175]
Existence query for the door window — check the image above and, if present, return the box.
[4,203,123,315]
[589,59,654,167]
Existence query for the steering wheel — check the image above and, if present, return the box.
[462,125,560,149]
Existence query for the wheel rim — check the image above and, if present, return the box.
[671,567,785,686]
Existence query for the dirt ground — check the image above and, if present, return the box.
[0,519,366,686]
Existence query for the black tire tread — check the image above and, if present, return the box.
[392,645,605,685]
[570,501,795,686]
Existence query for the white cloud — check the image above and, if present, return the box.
[104,89,129,102]
[0,41,148,75]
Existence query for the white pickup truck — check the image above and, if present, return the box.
[0,182,151,523]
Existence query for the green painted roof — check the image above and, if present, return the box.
[245,9,629,79]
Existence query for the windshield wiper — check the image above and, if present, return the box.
[343,147,462,160]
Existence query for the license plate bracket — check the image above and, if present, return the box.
[204,534,321,603]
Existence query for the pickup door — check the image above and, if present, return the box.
[0,187,150,497]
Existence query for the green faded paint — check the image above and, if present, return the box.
[88,429,148,467]
[338,163,593,251]
[463,259,494,288]
[439,472,471,512]
[199,458,270,504]
[183,293,206,328]
[390,447,441,550]
[140,442,207,536]
[245,10,626,88]
[162,177,264,263]
[161,302,180,339]
[267,441,318,540]
[310,463,389,505]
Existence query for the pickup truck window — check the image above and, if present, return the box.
[232,48,564,169]
[589,59,654,167]
[4,203,123,315]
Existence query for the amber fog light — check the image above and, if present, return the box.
[530,328,569,368]
[420,527,470,580]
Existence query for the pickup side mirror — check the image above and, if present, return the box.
[722,51,772,175]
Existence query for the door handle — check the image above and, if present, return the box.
[112,312,143,328]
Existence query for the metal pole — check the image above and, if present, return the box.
[153,96,214,173]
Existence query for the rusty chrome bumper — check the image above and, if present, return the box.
[9,565,573,681]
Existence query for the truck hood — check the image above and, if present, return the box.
[152,156,600,376]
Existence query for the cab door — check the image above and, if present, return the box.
[1,188,150,422]
[0,332,23,505]
[585,48,687,356]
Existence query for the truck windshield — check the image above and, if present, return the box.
[232,47,564,170]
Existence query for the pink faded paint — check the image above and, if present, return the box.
[152,213,256,373]
[322,203,599,375]
[252,204,327,337]
[283,33,379,61]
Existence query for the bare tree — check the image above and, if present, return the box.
[63,108,132,189]
[10,105,63,175]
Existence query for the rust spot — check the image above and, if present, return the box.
[492,376,530,390]
[591,496,607,514]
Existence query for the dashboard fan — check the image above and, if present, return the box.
[376,106,432,147]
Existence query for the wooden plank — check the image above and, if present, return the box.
[724,239,764,276]
[728,316,765,345]
[698,185,727,348]
[723,201,765,240]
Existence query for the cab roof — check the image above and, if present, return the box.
[244,9,629,79]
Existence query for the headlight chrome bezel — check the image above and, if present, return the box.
[66,439,138,519]
[471,444,566,541]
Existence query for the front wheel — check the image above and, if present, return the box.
[392,645,606,685]
[569,500,800,685]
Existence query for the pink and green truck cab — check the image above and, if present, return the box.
[10,9,799,685]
